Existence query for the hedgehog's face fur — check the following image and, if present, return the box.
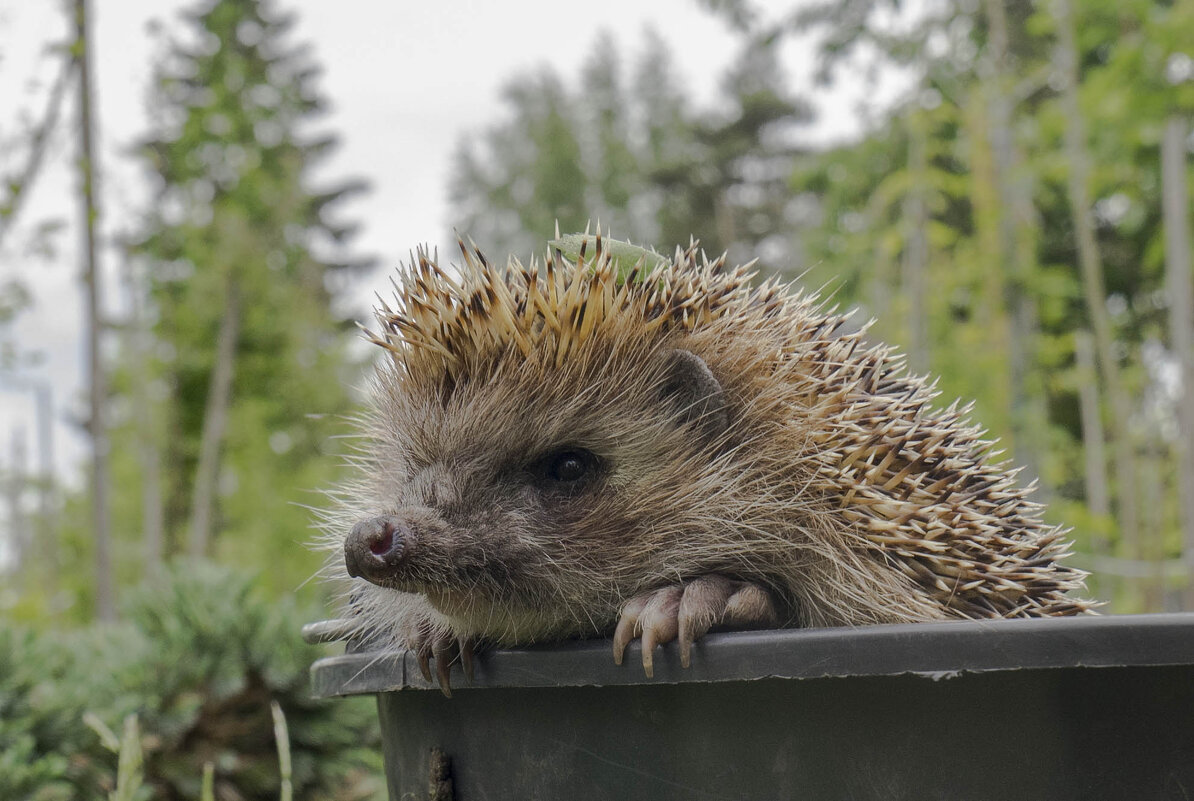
[346,336,746,640]
[324,236,1091,649]
[340,265,800,641]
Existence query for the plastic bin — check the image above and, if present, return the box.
[306,613,1194,800]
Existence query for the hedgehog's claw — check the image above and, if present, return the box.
[638,586,682,677]
[416,646,433,683]
[612,595,647,667]
[406,618,473,697]
[413,621,435,682]
[614,575,781,676]
[432,638,455,697]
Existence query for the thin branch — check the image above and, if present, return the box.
[0,46,77,250]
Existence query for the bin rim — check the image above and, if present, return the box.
[305,611,1194,698]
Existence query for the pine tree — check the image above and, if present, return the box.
[125,0,370,589]
[449,29,811,269]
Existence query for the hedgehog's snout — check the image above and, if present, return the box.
[345,514,415,584]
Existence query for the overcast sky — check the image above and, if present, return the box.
[0,0,906,487]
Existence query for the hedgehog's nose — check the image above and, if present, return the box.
[345,515,413,583]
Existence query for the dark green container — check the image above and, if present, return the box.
[306,613,1194,800]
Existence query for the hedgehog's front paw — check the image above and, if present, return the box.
[403,616,475,697]
[612,575,780,677]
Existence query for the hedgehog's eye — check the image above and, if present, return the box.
[540,448,599,484]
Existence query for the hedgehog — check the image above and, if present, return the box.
[322,232,1092,694]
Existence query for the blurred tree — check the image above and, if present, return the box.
[902,108,930,373]
[452,68,589,260]
[1051,0,1140,556]
[0,283,33,373]
[449,28,811,272]
[650,34,813,271]
[0,32,74,254]
[789,0,1052,480]
[1030,0,1194,602]
[119,0,372,595]
[578,35,644,238]
[0,24,76,612]
[73,0,116,621]
[1164,115,1194,603]
[977,0,1052,503]
[117,240,166,575]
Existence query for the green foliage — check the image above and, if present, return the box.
[5,3,384,793]
[790,0,1194,601]
[450,28,810,272]
[449,2,1194,606]
[86,0,375,602]
[83,714,148,801]
[0,628,73,800]
[0,563,381,801]
[0,278,33,371]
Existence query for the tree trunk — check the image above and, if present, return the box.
[867,211,894,330]
[187,277,241,558]
[33,383,57,602]
[1141,442,1168,610]
[121,247,164,573]
[1053,0,1140,560]
[5,431,29,593]
[1075,330,1111,597]
[1162,116,1194,608]
[964,85,1004,337]
[982,0,1048,498]
[74,0,114,620]
[903,110,930,375]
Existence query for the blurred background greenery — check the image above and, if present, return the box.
[1,0,1193,797]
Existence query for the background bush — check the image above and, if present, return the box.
[0,564,382,801]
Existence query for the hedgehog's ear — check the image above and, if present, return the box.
[657,349,729,441]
